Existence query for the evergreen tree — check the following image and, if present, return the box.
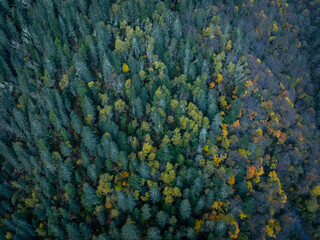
[83,184,100,208]
[121,223,140,240]
[156,211,169,229]
[81,126,98,155]
[150,185,161,204]
[146,227,161,240]
[180,199,191,220]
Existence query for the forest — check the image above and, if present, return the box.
[0,0,319,239]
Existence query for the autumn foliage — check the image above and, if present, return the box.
[0,0,319,239]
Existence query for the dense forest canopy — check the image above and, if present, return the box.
[0,0,319,239]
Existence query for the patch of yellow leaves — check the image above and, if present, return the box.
[216,74,223,83]
[88,81,94,88]
[194,219,204,233]
[209,81,215,88]
[227,176,235,185]
[122,63,130,72]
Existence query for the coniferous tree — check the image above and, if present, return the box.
[121,223,140,240]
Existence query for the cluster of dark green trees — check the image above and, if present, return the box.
[0,0,319,239]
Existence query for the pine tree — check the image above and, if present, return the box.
[131,36,140,58]
[156,211,169,229]
[74,53,93,83]
[207,91,218,121]
[211,113,222,137]
[81,126,98,155]
[12,108,28,133]
[151,23,164,57]
[128,174,142,190]
[180,199,191,220]
[141,204,151,220]
[199,127,207,147]
[139,162,151,179]
[79,222,92,239]
[110,142,119,162]
[117,191,128,212]
[173,17,183,40]
[82,96,96,123]
[186,228,196,240]
[71,111,82,134]
[59,162,72,183]
[121,223,140,240]
[66,223,84,240]
[197,90,206,113]
[127,194,136,213]
[150,185,161,204]
[215,220,227,236]
[147,227,161,240]
[87,164,97,182]
[83,184,100,208]
[102,54,113,83]
[96,233,111,240]
[119,151,128,171]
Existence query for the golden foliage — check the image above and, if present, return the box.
[271,22,278,32]
[122,63,130,72]
[255,128,263,137]
[172,128,183,146]
[59,74,69,90]
[203,27,210,36]
[231,120,240,128]
[115,99,126,111]
[105,200,112,209]
[238,148,251,158]
[226,40,232,50]
[227,176,235,185]
[266,219,281,238]
[170,99,179,109]
[211,201,223,210]
[246,165,256,180]
[297,41,301,48]
[239,211,247,220]
[216,73,223,83]
[161,163,176,184]
[142,142,153,154]
[88,81,94,88]
[163,186,182,204]
[213,154,221,167]
[312,185,320,196]
[203,145,209,152]
[229,222,240,239]
[122,171,129,178]
[194,219,204,233]
[5,232,12,240]
[209,81,215,88]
